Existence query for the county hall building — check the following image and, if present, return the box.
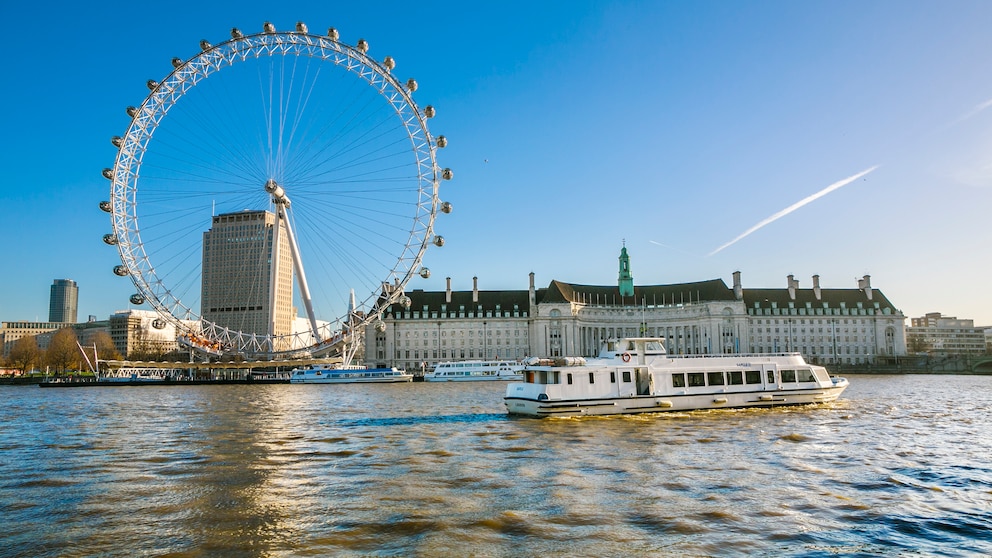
[365,247,907,371]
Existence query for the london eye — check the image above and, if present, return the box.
[100,21,452,360]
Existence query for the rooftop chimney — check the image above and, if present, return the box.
[473,276,479,303]
[732,271,742,300]
[446,277,452,303]
[787,274,799,300]
[858,274,872,301]
[529,272,536,309]
[812,274,821,301]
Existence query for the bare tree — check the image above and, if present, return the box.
[7,335,41,374]
[45,327,81,373]
[907,335,931,354]
[88,331,122,362]
[128,327,168,361]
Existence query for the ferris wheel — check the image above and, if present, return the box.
[100,21,452,359]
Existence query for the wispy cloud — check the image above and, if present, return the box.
[708,166,879,256]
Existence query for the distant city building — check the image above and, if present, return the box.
[1,319,108,359]
[366,247,907,371]
[201,210,294,351]
[0,321,71,358]
[49,279,78,323]
[108,309,188,358]
[906,312,986,355]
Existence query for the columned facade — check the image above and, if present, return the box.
[529,281,749,358]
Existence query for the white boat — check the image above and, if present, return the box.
[504,337,848,417]
[425,360,525,382]
[290,364,413,384]
[99,367,170,382]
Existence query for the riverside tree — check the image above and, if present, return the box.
[7,335,41,374]
[88,331,122,362]
[45,327,81,373]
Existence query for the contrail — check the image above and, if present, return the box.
[650,240,700,258]
[952,97,992,125]
[708,165,879,256]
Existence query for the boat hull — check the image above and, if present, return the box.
[505,381,848,417]
[290,367,413,384]
[290,376,413,384]
[424,373,523,382]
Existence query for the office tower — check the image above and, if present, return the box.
[49,279,78,323]
[201,210,294,346]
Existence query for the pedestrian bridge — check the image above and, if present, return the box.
[971,356,992,373]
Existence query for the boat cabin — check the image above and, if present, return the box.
[520,337,832,398]
[507,336,847,416]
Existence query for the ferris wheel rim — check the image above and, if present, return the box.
[107,24,445,357]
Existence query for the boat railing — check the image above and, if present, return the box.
[524,356,587,367]
[662,351,803,360]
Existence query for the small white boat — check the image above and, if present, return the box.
[504,337,848,417]
[290,364,413,384]
[425,360,524,382]
[99,367,171,382]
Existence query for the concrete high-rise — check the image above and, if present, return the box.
[49,279,78,323]
[201,210,294,348]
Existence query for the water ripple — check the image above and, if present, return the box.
[0,376,990,556]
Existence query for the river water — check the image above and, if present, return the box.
[1,375,990,557]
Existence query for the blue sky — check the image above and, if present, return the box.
[2,0,992,326]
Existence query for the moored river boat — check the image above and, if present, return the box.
[425,360,524,381]
[290,364,413,384]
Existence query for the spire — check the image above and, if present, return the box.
[618,241,634,297]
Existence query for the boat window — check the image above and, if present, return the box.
[728,371,744,385]
[781,369,797,382]
[622,371,632,383]
[745,370,761,384]
[672,373,686,388]
[687,373,705,387]
[588,372,595,384]
[767,370,775,384]
[610,372,616,383]
[797,368,815,382]
[625,341,636,351]
[644,341,664,352]
[567,373,573,385]
[707,372,725,386]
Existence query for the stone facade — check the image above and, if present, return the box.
[365,249,908,370]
